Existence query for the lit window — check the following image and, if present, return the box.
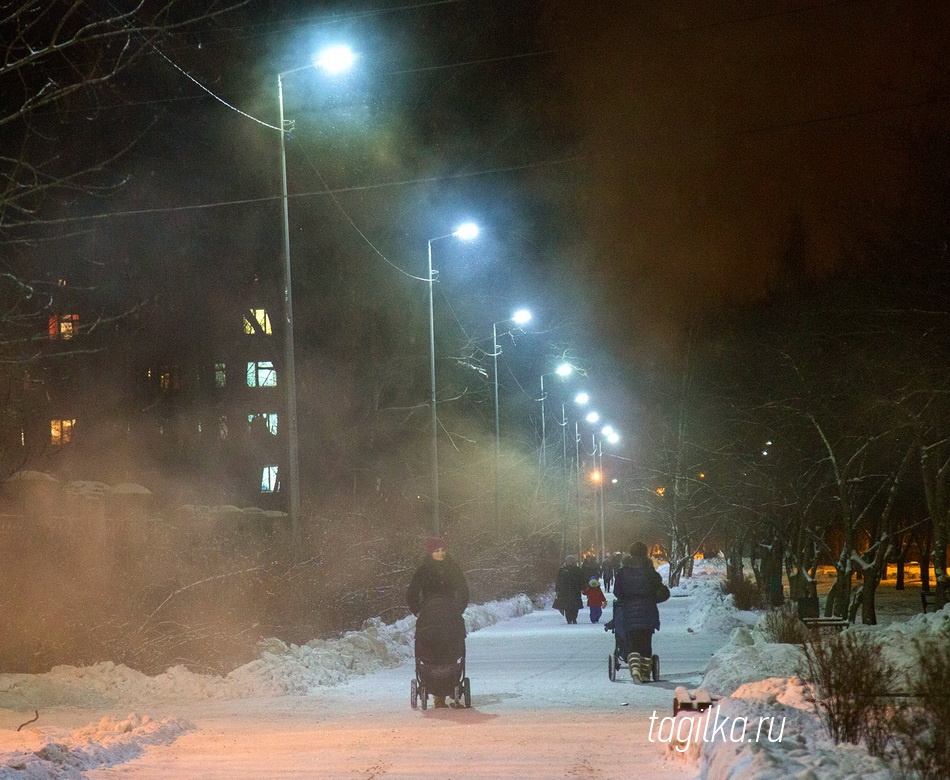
[48,314,79,340]
[157,366,180,393]
[244,309,272,335]
[51,419,75,445]
[214,362,226,388]
[247,412,279,435]
[261,465,279,493]
[246,361,277,387]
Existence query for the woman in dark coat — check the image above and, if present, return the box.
[612,542,665,681]
[406,536,469,617]
[406,536,470,708]
[553,555,585,624]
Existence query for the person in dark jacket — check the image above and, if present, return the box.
[406,536,469,707]
[580,553,601,586]
[553,555,585,624]
[612,542,663,682]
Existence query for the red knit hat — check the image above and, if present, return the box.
[425,536,446,555]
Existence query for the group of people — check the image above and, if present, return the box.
[406,536,667,709]
[554,543,668,679]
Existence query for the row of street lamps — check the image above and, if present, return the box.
[275,45,621,547]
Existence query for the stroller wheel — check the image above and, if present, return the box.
[419,685,428,710]
[652,654,660,681]
[462,677,472,708]
[607,654,616,682]
[410,678,418,709]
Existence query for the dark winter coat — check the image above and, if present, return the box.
[406,555,469,617]
[612,558,663,632]
[580,556,601,584]
[553,563,584,611]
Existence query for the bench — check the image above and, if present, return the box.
[801,616,849,632]
[673,686,721,715]
[921,591,938,613]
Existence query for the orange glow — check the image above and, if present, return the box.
[655,486,666,496]
[590,470,602,483]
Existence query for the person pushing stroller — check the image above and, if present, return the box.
[407,536,470,708]
[609,542,669,682]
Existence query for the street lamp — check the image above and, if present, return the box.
[492,308,532,529]
[277,45,354,542]
[427,223,479,535]
[592,424,621,560]
[539,362,573,476]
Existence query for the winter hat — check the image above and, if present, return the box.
[565,554,578,564]
[589,578,600,588]
[425,536,446,555]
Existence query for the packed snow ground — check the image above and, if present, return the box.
[1,558,944,779]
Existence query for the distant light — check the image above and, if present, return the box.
[555,363,573,377]
[762,450,768,456]
[590,470,602,483]
[512,309,532,325]
[766,440,773,446]
[602,425,615,438]
[574,392,589,405]
[314,45,355,74]
[454,222,479,240]
[698,472,705,479]
[611,478,618,484]
[606,432,620,445]
[586,411,600,424]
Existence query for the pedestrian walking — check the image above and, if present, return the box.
[611,542,670,682]
[582,578,608,623]
[553,555,584,624]
[407,536,470,707]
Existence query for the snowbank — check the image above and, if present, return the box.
[1,595,534,777]
[687,600,950,778]
[0,714,193,779]
[0,595,533,710]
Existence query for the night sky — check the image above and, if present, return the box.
[8,0,950,460]
[543,0,950,372]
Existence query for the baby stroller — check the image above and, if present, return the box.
[410,595,472,709]
[605,602,659,683]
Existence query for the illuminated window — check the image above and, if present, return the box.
[48,314,79,340]
[261,465,279,493]
[51,419,75,445]
[247,412,278,435]
[246,361,276,387]
[214,362,226,388]
[243,309,272,335]
[157,366,180,393]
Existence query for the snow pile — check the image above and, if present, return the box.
[699,627,803,696]
[0,595,534,708]
[852,602,950,683]
[697,678,893,780]
[687,604,950,778]
[0,714,193,779]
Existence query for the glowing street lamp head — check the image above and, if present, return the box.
[314,45,356,74]
[586,411,600,424]
[606,431,621,445]
[453,222,479,241]
[574,392,589,405]
[512,309,532,326]
[602,425,615,438]
[555,363,573,378]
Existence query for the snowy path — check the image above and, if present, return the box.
[66,594,725,779]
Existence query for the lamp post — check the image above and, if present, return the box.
[591,425,620,561]
[492,309,531,529]
[427,222,479,536]
[561,391,588,557]
[277,45,355,542]
[539,362,573,477]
